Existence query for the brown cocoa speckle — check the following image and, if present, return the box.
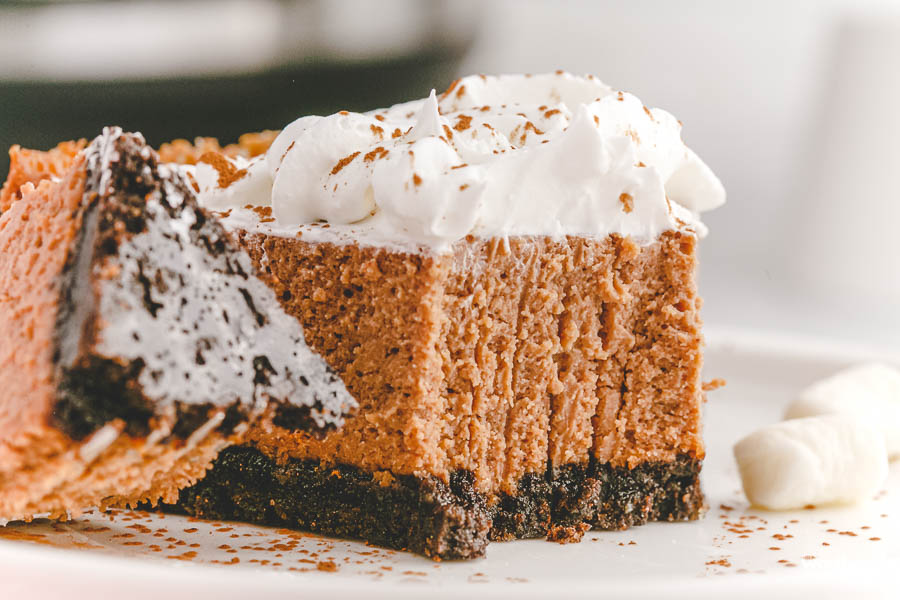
[453,114,473,132]
[317,560,338,572]
[198,152,248,188]
[706,558,732,568]
[364,146,389,163]
[330,151,360,176]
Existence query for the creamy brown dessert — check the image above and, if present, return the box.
[0,72,724,559]
[163,72,726,559]
[180,227,706,558]
[0,129,354,523]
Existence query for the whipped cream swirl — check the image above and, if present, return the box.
[191,72,725,251]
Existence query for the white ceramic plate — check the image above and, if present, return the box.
[1,330,898,600]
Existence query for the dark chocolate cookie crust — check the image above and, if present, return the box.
[175,446,704,560]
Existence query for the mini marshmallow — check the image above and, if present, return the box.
[733,415,888,510]
[785,363,900,457]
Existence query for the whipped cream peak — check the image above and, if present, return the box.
[187,72,726,251]
[407,90,445,142]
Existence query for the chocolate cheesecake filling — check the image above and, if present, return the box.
[171,226,706,559]
[227,231,704,490]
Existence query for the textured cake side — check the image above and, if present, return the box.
[0,152,89,482]
[232,232,450,480]
[437,234,703,495]
[228,232,703,492]
[0,146,233,520]
[174,230,705,557]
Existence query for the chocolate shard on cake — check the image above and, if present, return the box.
[152,72,726,560]
[0,127,355,523]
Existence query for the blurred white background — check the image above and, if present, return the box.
[457,0,900,351]
[2,0,898,351]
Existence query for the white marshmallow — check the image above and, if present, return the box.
[733,415,888,510]
[785,363,900,457]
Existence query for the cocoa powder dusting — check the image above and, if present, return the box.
[524,121,544,135]
[330,151,361,176]
[439,78,461,101]
[454,114,473,132]
[706,558,732,568]
[703,378,727,392]
[198,152,248,188]
[364,147,389,163]
[317,560,338,572]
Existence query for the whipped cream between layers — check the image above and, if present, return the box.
[187,72,726,252]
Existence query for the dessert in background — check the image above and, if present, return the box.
[0,129,355,523]
[162,72,725,559]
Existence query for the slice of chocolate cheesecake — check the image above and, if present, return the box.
[178,231,707,559]
[159,72,724,559]
[0,128,355,523]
